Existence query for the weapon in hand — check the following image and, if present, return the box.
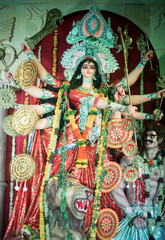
[0,48,18,88]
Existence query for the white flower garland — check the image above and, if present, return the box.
[142,150,164,237]
[9,136,16,219]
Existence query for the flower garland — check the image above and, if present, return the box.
[39,86,63,240]
[89,107,111,239]
[123,25,129,78]
[37,45,42,87]
[155,64,160,109]
[52,29,58,77]
[9,136,15,219]
[40,80,72,240]
[140,52,144,132]
[142,150,164,239]
[67,107,98,168]
[58,90,73,240]
[23,92,30,153]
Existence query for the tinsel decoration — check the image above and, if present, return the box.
[155,64,160,109]
[52,30,58,76]
[136,34,147,132]
[23,92,29,153]
[140,51,144,132]
[37,45,42,87]
[123,25,129,78]
[39,88,62,240]
[58,89,73,240]
[39,82,71,240]
[9,136,15,219]
[89,108,111,239]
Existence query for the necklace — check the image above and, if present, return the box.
[83,77,93,85]
[67,107,97,168]
[78,87,98,95]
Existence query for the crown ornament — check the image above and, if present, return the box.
[61,6,119,82]
[66,5,115,48]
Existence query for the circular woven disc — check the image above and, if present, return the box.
[102,162,123,193]
[16,60,37,88]
[11,153,36,181]
[12,107,38,135]
[2,115,19,137]
[123,166,139,183]
[0,88,16,109]
[122,116,135,131]
[97,208,119,240]
[107,119,133,149]
[122,140,138,157]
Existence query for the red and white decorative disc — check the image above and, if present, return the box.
[102,162,123,193]
[107,119,133,149]
[122,116,135,131]
[97,208,119,240]
[123,166,139,183]
[122,140,138,156]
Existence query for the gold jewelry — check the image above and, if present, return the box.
[16,60,37,88]
[12,106,38,135]
[11,153,36,181]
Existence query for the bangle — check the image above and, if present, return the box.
[27,51,35,59]
[140,58,147,66]
[142,92,157,101]
[13,103,24,110]
[108,100,127,112]
[40,104,55,114]
[125,206,134,214]
[43,72,56,85]
[40,88,56,99]
[136,112,152,120]
[149,92,157,100]
[144,113,152,120]
[46,115,55,126]
[115,77,127,89]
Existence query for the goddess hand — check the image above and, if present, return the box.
[4,69,15,81]
[21,43,31,53]
[126,105,137,114]
[156,89,165,98]
[143,50,153,61]
[133,217,146,229]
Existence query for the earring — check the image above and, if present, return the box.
[76,74,82,79]
[93,75,97,81]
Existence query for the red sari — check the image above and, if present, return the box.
[4,88,113,239]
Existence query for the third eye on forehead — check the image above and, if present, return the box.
[82,63,95,69]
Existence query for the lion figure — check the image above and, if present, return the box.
[45,174,93,240]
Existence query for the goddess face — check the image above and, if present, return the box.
[81,61,96,79]
[144,130,159,149]
[116,87,125,96]
[114,86,125,102]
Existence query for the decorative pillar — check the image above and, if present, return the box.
[0,108,8,239]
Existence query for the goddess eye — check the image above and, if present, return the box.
[82,66,88,69]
